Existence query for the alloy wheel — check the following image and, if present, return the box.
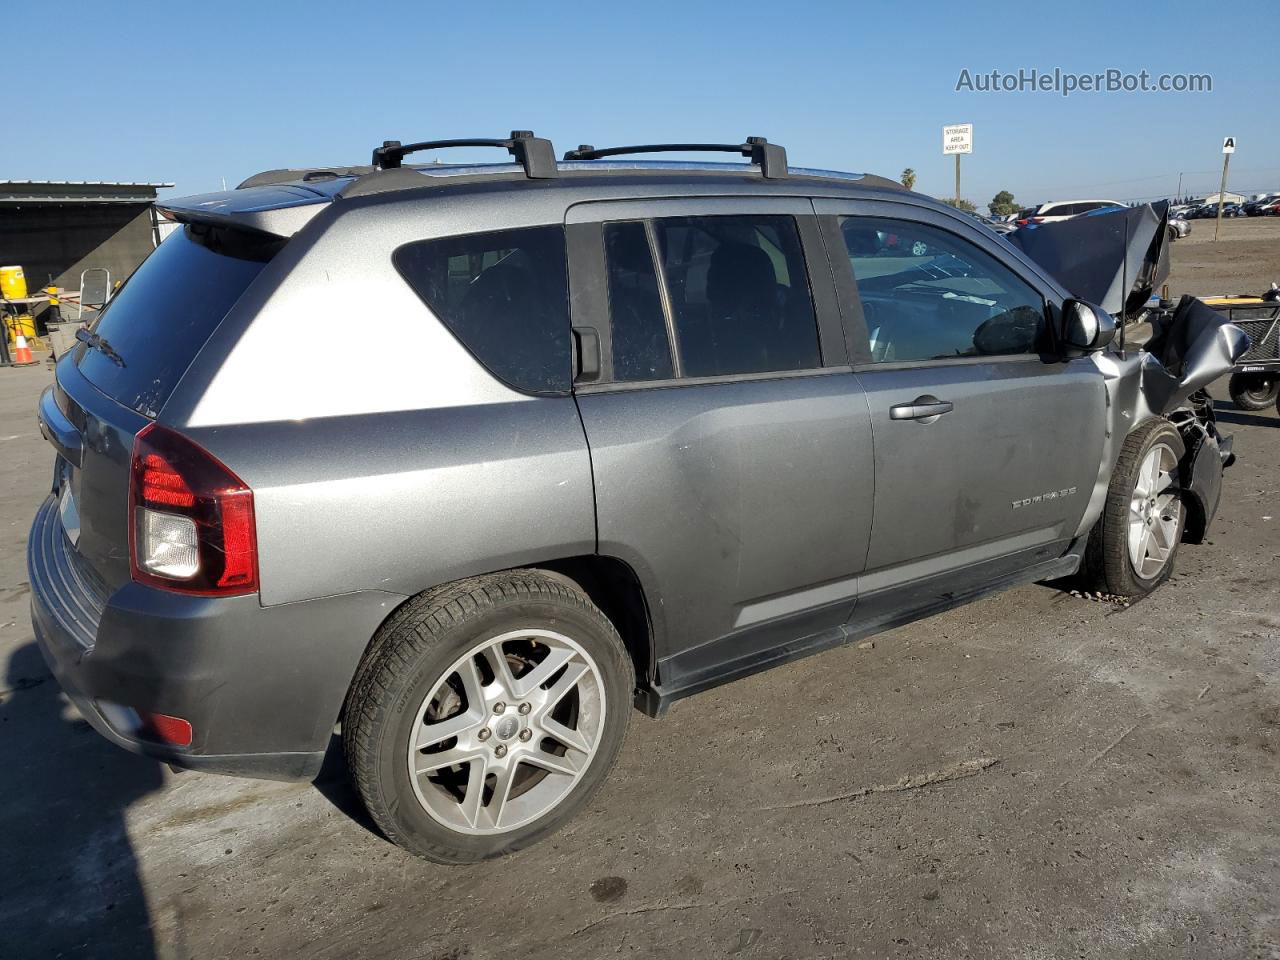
[1127,443,1181,580]
[407,629,605,835]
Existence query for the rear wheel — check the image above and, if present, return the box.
[1228,371,1280,411]
[1084,419,1186,598]
[344,571,633,863]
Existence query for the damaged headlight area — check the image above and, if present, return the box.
[1011,204,1249,541]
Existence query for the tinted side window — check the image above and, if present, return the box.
[603,221,673,381]
[394,225,570,394]
[652,215,820,378]
[841,217,1046,363]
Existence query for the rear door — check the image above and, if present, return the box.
[814,198,1106,617]
[566,197,875,681]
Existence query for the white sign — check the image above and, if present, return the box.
[943,123,973,155]
[1222,136,1236,154]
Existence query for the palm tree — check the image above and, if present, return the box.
[900,168,917,191]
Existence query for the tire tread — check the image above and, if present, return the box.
[1084,418,1185,597]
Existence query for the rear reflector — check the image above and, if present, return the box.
[136,711,193,747]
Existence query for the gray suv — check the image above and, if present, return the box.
[29,132,1245,863]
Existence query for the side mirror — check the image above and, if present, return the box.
[1062,299,1117,351]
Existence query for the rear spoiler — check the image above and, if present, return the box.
[155,183,334,239]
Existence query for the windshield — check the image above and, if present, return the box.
[75,225,279,418]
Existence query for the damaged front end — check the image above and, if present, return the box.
[1135,295,1249,540]
[1009,204,1249,540]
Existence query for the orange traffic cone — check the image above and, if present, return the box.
[12,334,36,366]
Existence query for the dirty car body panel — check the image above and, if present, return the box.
[28,155,1245,781]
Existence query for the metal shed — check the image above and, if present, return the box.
[0,180,173,317]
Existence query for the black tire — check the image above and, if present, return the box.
[1228,371,1280,411]
[1083,419,1187,598]
[343,570,633,863]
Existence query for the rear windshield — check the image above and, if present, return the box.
[75,225,279,418]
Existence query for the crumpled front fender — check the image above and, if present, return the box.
[1137,296,1250,419]
[1072,296,1247,540]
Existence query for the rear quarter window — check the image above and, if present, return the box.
[393,225,571,395]
[76,225,277,418]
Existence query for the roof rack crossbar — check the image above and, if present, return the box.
[371,131,558,179]
[562,137,788,179]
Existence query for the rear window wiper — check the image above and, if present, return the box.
[75,326,126,367]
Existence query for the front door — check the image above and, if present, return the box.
[566,198,876,681]
[815,201,1107,606]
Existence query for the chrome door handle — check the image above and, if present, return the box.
[889,395,954,422]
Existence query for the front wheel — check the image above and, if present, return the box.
[1228,371,1280,411]
[1084,419,1187,598]
[343,571,633,863]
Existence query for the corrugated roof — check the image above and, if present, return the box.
[1,180,174,187]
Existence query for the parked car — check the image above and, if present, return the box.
[1242,195,1280,216]
[29,132,1246,863]
[1169,216,1191,239]
[1261,198,1280,216]
[968,210,1017,235]
[1015,199,1127,226]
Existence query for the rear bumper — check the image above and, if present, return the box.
[28,494,404,781]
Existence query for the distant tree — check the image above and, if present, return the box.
[900,168,917,191]
[989,190,1018,217]
[940,197,977,213]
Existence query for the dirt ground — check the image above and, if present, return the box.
[1164,216,1280,299]
[2,226,1279,960]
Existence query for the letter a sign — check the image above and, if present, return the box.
[1222,136,1236,154]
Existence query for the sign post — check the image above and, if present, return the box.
[942,123,972,204]
[1215,136,1236,241]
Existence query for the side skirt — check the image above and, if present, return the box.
[634,540,1083,717]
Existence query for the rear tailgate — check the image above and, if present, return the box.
[36,222,281,603]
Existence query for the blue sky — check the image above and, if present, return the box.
[11,0,1278,208]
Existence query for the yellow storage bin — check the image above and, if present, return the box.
[1,265,28,301]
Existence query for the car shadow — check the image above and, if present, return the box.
[0,642,163,959]
[310,734,382,839]
[1212,400,1277,429]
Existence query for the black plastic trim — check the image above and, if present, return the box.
[638,539,1083,717]
[566,221,612,383]
[796,214,849,366]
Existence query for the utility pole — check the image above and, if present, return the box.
[1176,171,1183,202]
[1215,136,1236,241]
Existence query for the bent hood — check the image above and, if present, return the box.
[1009,202,1171,320]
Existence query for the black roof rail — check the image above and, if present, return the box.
[371,130,558,179]
[563,136,788,179]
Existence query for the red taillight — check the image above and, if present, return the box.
[129,423,258,596]
[136,710,193,747]
[1016,218,1029,226]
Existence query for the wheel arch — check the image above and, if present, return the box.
[342,554,662,733]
